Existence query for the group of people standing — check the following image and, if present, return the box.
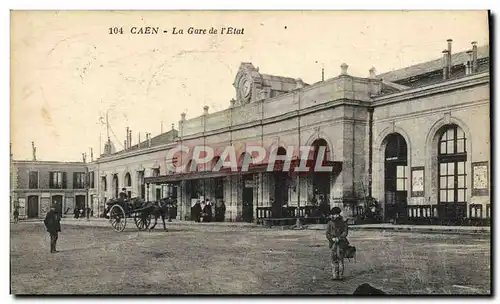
[191,199,226,223]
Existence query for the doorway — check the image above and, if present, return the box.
[52,195,63,215]
[27,195,39,218]
[383,133,408,222]
[242,174,254,222]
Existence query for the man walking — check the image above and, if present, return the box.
[13,208,19,223]
[326,207,349,280]
[44,204,61,253]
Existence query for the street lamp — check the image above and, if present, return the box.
[85,167,90,221]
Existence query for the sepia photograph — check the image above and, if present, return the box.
[9,10,491,295]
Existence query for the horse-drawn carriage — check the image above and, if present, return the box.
[103,197,177,232]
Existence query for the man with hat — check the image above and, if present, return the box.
[44,203,62,253]
[326,206,349,280]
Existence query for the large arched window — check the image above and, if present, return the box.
[125,173,132,187]
[112,174,119,198]
[437,124,467,220]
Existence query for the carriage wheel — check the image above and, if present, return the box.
[109,204,126,232]
[134,213,152,231]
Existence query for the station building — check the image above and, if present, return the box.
[14,40,489,224]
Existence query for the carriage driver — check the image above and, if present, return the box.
[119,188,128,201]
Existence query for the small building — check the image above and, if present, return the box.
[10,160,91,219]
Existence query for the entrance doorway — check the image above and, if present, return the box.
[273,147,289,218]
[52,195,63,215]
[437,124,467,224]
[383,133,408,222]
[242,174,254,222]
[27,195,39,218]
[75,195,86,211]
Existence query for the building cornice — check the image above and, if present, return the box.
[93,142,178,164]
[372,72,489,106]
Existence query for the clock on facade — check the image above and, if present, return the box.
[239,77,252,103]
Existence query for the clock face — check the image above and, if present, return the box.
[240,77,251,101]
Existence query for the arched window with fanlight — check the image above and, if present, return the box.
[437,124,467,222]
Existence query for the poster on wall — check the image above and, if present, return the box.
[40,197,51,216]
[65,197,74,213]
[18,198,26,217]
[473,162,488,196]
[411,167,424,197]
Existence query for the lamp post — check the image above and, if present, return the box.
[85,167,90,221]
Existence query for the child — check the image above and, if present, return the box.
[326,207,349,280]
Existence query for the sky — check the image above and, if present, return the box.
[10,10,489,162]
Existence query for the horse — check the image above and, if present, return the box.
[148,198,176,231]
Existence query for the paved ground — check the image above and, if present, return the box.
[10,223,491,295]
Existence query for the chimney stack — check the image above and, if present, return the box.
[203,105,209,115]
[442,50,450,80]
[128,129,132,148]
[138,132,141,148]
[369,67,377,79]
[340,63,349,75]
[472,41,478,73]
[171,123,175,131]
[181,112,186,121]
[90,148,93,162]
[447,39,453,77]
[147,133,152,147]
[125,127,129,148]
[466,50,473,75]
[31,141,37,161]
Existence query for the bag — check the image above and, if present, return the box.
[345,245,356,259]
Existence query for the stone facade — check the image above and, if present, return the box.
[13,41,490,224]
[11,161,89,219]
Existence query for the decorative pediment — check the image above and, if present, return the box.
[233,63,263,106]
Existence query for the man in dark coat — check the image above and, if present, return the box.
[192,201,202,223]
[13,208,19,223]
[326,206,349,280]
[44,204,61,253]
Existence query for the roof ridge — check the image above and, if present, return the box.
[377,44,489,81]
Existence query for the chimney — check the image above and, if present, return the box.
[31,141,37,161]
[442,50,449,80]
[125,127,129,149]
[171,123,175,131]
[138,132,141,148]
[447,39,453,77]
[129,129,133,148]
[147,133,152,147]
[466,50,473,75]
[369,67,377,79]
[181,112,186,121]
[472,41,478,73]
[203,105,209,115]
[90,148,94,162]
[340,63,349,75]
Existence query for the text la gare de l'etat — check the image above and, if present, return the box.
[108,26,244,35]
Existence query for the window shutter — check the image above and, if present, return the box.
[49,172,53,188]
[62,172,67,189]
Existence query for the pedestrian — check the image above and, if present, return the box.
[193,200,202,223]
[44,204,61,253]
[326,206,349,280]
[13,208,19,223]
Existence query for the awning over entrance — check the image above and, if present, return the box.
[144,160,342,184]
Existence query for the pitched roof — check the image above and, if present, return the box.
[111,129,178,156]
[377,44,489,82]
